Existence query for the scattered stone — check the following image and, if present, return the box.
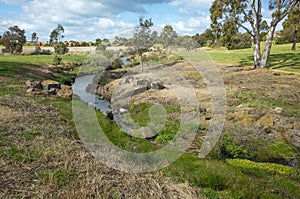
[119,108,128,114]
[291,132,300,148]
[57,85,73,98]
[149,80,165,90]
[136,79,150,86]
[275,125,287,133]
[257,115,274,128]
[25,80,42,90]
[26,88,34,93]
[274,107,283,114]
[103,111,114,120]
[129,127,157,139]
[41,80,61,91]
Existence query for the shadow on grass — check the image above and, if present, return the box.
[268,53,300,71]
[239,52,300,72]
[0,61,54,80]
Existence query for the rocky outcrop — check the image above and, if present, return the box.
[25,79,72,99]
[57,85,73,98]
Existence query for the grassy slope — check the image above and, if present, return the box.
[179,43,300,73]
[1,52,300,198]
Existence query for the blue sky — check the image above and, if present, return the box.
[0,0,214,41]
[0,0,281,42]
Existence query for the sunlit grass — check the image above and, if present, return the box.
[178,43,300,73]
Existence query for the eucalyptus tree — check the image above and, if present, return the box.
[31,32,38,45]
[132,16,154,70]
[282,2,300,50]
[49,24,65,44]
[2,25,26,54]
[159,25,178,49]
[210,0,299,69]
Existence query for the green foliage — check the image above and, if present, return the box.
[281,4,300,50]
[96,43,106,51]
[38,169,76,189]
[53,55,63,66]
[226,159,296,177]
[155,134,176,144]
[210,0,299,68]
[2,25,26,54]
[222,134,249,159]
[21,130,41,140]
[159,25,178,48]
[49,24,65,44]
[0,146,39,163]
[193,29,215,47]
[54,42,69,54]
[133,16,154,67]
[223,33,252,50]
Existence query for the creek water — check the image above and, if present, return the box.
[72,75,111,112]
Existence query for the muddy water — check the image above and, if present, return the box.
[72,75,111,112]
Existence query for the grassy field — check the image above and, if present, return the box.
[179,43,300,73]
[1,50,300,198]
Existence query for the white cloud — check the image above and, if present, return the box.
[170,0,213,8]
[172,15,210,35]
[0,0,172,41]
[0,0,212,41]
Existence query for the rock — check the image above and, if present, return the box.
[291,132,300,148]
[119,108,128,114]
[57,85,73,98]
[26,88,34,93]
[274,107,283,114]
[136,79,150,86]
[149,80,166,90]
[275,125,287,133]
[41,80,61,90]
[129,127,157,139]
[133,86,148,95]
[49,88,57,95]
[103,111,114,120]
[25,80,42,90]
[257,115,274,128]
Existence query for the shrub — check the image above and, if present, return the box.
[54,42,69,54]
[53,55,63,66]
[226,159,296,176]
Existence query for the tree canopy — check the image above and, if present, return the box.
[2,25,26,54]
[159,25,178,49]
[282,3,300,50]
[132,16,154,70]
[49,24,65,44]
[210,0,299,69]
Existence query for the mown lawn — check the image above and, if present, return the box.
[179,43,300,73]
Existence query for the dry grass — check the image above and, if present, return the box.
[0,92,201,198]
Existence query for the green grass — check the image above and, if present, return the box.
[38,168,77,189]
[1,52,300,198]
[0,146,40,163]
[178,43,300,73]
[162,153,300,198]
[0,54,86,83]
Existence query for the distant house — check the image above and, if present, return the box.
[35,41,48,46]
[273,31,281,38]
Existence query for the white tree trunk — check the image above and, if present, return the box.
[261,25,276,68]
[253,35,261,69]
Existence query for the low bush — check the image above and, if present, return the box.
[226,159,296,176]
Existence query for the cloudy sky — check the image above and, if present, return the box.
[0,0,214,42]
[0,0,281,42]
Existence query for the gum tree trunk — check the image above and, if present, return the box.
[292,28,298,51]
[253,35,261,69]
[261,25,276,69]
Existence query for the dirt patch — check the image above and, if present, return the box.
[0,106,22,123]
